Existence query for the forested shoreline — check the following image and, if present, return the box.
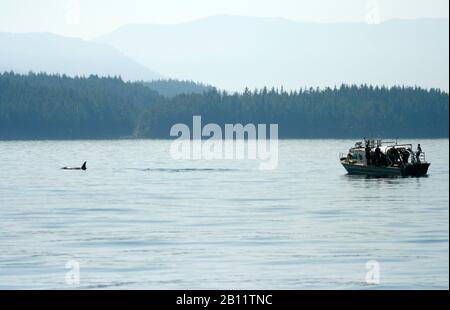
[0,72,448,139]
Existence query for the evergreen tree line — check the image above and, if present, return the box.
[0,72,160,139]
[0,72,448,139]
[143,79,213,98]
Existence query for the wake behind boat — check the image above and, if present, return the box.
[340,139,430,177]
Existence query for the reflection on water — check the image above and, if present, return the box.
[0,139,448,289]
[344,174,418,187]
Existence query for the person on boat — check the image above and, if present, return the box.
[374,147,381,166]
[393,148,401,165]
[416,144,423,163]
[365,144,371,166]
[386,147,400,166]
[401,149,410,164]
[380,152,387,166]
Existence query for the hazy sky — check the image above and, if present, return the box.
[0,0,448,39]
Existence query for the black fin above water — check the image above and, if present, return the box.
[62,162,87,170]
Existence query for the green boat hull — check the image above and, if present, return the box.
[341,162,430,177]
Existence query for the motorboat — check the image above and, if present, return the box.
[340,139,430,177]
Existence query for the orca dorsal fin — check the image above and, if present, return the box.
[81,162,87,170]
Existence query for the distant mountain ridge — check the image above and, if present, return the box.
[97,16,449,91]
[0,32,162,81]
[1,16,448,91]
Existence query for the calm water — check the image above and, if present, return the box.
[0,139,448,290]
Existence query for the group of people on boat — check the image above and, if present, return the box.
[342,139,430,177]
[364,141,423,167]
[364,144,384,166]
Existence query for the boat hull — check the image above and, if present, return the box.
[341,162,430,177]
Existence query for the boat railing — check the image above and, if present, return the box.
[339,152,347,160]
[418,152,426,163]
[410,151,426,164]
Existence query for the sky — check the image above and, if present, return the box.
[0,0,449,39]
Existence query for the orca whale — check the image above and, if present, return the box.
[62,162,87,170]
